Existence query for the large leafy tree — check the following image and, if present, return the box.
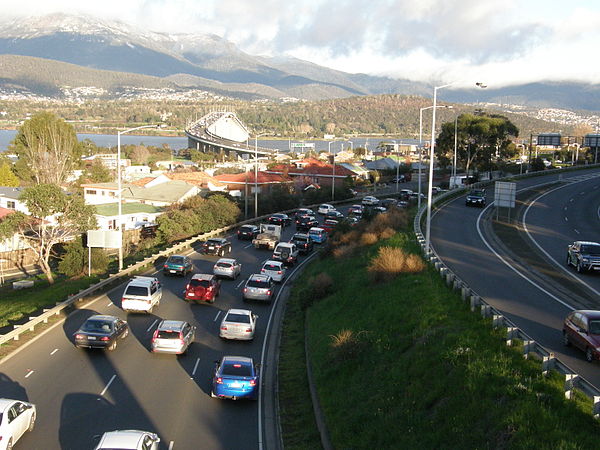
[10,112,82,185]
[0,160,19,187]
[436,113,519,175]
[0,184,97,284]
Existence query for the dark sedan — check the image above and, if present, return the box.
[267,213,292,227]
[563,310,600,362]
[325,210,344,220]
[237,225,259,240]
[296,215,319,231]
[74,315,129,351]
[202,238,232,256]
[291,233,314,254]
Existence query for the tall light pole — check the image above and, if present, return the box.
[418,105,452,210]
[452,114,459,184]
[254,133,269,218]
[425,82,486,255]
[117,124,161,271]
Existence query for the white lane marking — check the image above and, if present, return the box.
[213,311,221,322]
[25,370,34,378]
[191,358,200,377]
[574,229,580,234]
[244,244,253,249]
[107,302,113,307]
[146,319,158,333]
[236,279,245,289]
[50,348,58,356]
[258,251,319,450]
[565,217,568,221]
[100,374,116,396]
[563,206,567,211]
[168,442,174,450]
[570,198,574,202]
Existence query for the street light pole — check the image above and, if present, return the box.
[254,133,269,218]
[453,114,458,183]
[118,124,161,271]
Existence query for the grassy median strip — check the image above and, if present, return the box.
[280,218,600,449]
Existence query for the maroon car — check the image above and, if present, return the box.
[563,310,600,362]
[184,274,221,303]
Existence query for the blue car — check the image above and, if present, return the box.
[308,227,327,244]
[211,356,259,400]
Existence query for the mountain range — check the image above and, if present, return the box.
[0,13,599,111]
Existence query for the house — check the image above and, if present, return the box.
[212,171,291,197]
[0,187,30,215]
[338,163,370,180]
[164,172,229,192]
[155,160,198,171]
[266,158,356,187]
[82,180,200,207]
[124,165,152,180]
[84,153,131,170]
[93,203,163,231]
[364,157,400,171]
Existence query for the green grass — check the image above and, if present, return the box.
[280,230,600,449]
[0,275,100,328]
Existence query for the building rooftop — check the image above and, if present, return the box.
[94,202,163,217]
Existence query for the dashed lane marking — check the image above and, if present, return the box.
[146,319,158,333]
[50,349,58,356]
[191,358,200,377]
[100,375,116,396]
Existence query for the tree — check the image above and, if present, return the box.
[87,159,113,183]
[353,147,367,158]
[0,161,19,187]
[0,184,97,284]
[129,145,150,165]
[10,112,82,185]
[436,113,519,176]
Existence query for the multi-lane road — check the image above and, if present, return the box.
[5,217,321,449]
[431,168,600,389]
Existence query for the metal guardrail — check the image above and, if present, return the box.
[413,166,600,418]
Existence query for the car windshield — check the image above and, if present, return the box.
[124,286,149,296]
[581,245,600,255]
[216,262,232,268]
[189,279,210,288]
[225,313,251,324]
[470,190,484,196]
[589,320,600,334]
[247,279,270,288]
[222,362,253,377]
[168,256,184,264]
[157,329,180,339]
[82,320,113,332]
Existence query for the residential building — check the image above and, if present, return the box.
[0,187,30,215]
[82,180,200,207]
[266,158,356,187]
[213,171,291,197]
[93,202,163,231]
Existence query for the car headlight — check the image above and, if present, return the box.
[583,258,589,263]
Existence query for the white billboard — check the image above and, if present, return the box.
[87,230,122,249]
[494,181,516,208]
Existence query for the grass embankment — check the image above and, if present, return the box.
[0,275,99,328]
[280,210,600,449]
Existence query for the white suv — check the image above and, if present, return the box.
[94,430,160,450]
[362,195,379,206]
[272,242,299,266]
[121,276,162,314]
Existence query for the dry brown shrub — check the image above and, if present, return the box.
[332,243,358,259]
[365,213,390,235]
[368,246,426,282]
[386,209,408,230]
[329,329,368,363]
[360,232,379,246]
[379,227,396,240]
[310,272,334,299]
[338,230,360,245]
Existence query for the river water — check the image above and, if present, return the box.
[0,129,418,154]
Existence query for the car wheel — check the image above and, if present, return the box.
[122,328,129,339]
[28,412,36,432]
[577,261,584,273]
[563,331,571,347]
[586,347,594,362]
[6,438,12,450]
[211,390,217,398]
[566,254,571,267]
[108,340,117,351]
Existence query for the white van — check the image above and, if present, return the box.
[121,276,162,313]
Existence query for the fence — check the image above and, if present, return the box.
[413,166,600,418]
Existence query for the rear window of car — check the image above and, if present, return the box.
[247,279,270,288]
[216,262,232,268]
[124,286,149,297]
[294,236,309,243]
[225,313,251,324]
[189,279,210,288]
[263,264,280,271]
[157,330,180,339]
[82,320,113,332]
[168,256,185,264]
[240,226,255,232]
[582,245,600,255]
[206,239,222,245]
[222,363,253,377]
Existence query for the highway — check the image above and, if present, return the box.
[2,217,321,449]
[431,169,600,390]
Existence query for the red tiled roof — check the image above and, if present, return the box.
[0,207,14,220]
[130,177,156,187]
[267,160,355,178]
[165,172,227,188]
[213,171,291,184]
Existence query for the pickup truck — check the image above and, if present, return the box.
[252,223,282,250]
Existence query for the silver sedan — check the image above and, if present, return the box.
[219,309,257,340]
[213,258,242,280]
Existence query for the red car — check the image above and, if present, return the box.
[563,310,600,362]
[184,274,220,303]
[321,219,339,233]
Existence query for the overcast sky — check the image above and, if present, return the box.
[1,0,598,88]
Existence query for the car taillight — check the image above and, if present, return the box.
[164,264,168,268]
[216,377,223,384]
[100,336,110,341]
[246,328,252,332]
[278,270,282,274]
[261,268,265,272]
[186,284,190,290]
[267,290,272,295]
[243,288,248,293]
[221,325,227,330]
[152,330,158,340]
[249,379,257,387]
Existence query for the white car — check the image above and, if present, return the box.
[213,258,242,279]
[94,430,160,450]
[317,203,336,215]
[121,276,162,313]
[0,399,36,450]
[362,195,379,206]
[219,309,257,340]
[261,260,287,283]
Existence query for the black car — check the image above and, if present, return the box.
[267,214,292,227]
[465,189,486,207]
[296,215,319,231]
[294,208,315,218]
[237,225,259,240]
[74,315,129,351]
[202,238,232,256]
[291,233,314,254]
[325,210,344,220]
[567,241,600,273]
[380,198,397,209]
